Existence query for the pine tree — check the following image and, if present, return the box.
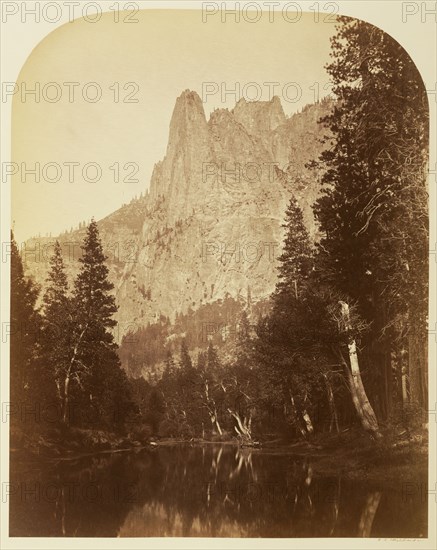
[146,389,166,435]
[10,234,42,423]
[238,310,251,342]
[164,349,176,376]
[177,339,205,434]
[235,310,253,368]
[196,350,207,370]
[254,196,343,437]
[74,219,117,335]
[314,17,428,413]
[206,341,220,371]
[274,196,313,303]
[41,241,73,423]
[71,219,132,428]
[179,339,192,371]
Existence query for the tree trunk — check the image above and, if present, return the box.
[204,381,223,435]
[377,302,393,420]
[408,318,427,410]
[214,414,223,436]
[401,366,408,406]
[323,373,339,433]
[289,393,307,438]
[228,408,256,445]
[302,410,314,434]
[63,375,70,425]
[339,302,381,439]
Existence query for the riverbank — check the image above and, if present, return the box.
[10,426,147,461]
[10,423,428,489]
[147,426,428,486]
[258,425,428,485]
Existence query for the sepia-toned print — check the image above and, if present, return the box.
[3,3,434,543]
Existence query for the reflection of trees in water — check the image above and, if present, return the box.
[10,446,425,537]
[357,491,382,537]
[229,447,255,481]
[10,452,158,537]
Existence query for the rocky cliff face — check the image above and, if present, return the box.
[23,91,332,342]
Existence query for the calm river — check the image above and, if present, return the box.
[9,444,427,537]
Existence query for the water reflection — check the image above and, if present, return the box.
[9,445,427,538]
[357,491,382,537]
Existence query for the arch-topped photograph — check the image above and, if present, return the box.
[7,5,431,541]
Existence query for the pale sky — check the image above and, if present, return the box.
[12,9,335,242]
